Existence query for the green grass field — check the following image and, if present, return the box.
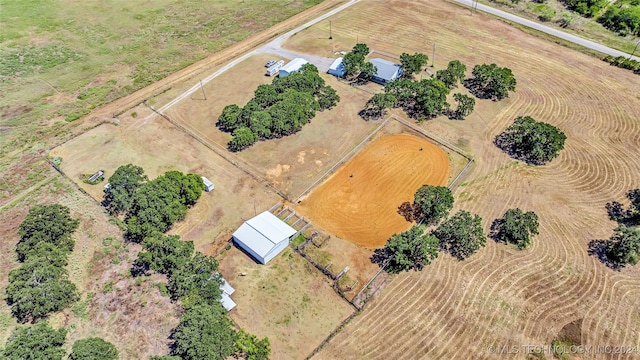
[0,0,322,169]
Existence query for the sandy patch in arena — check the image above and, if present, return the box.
[298,133,449,248]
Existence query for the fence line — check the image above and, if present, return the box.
[392,115,472,160]
[294,116,392,202]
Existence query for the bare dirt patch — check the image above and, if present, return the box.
[298,132,449,248]
[218,246,353,360]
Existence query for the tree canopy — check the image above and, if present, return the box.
[168,252,222,305]
[435,60,466,88]
[373,225,439,273]
[413,185,454,225]
[6,256,79,323]
[132,233,195,276]
[3,321,67,360]
[606,188,640,226]
[171,303,237,360]
[492,208,539,249]
[216,64,339,151]
[606,226,640,266]
[69,337,119,360]
[452,93,475,120]
[495,116,567,165]
[434,210,486,260]
[360,93,397,120]
[466,63,516,100]
[381,77,450,119]
[234,329,271,360]
[599,6,640,36]
[400,52,429,78]
[16,204,79,262]
[103,164,147,215]
[342,43,372,80]
[125,170,204,242]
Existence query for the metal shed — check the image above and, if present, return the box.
[279,58,309,77]
[201,176,214,192]
[232,211,297,264]
[327,57,346,77]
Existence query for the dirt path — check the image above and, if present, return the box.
[90,0,353,121]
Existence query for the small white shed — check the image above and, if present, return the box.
[327,57,345,77]
[279,58,309,77]
[201,176,214,192]
[219,277,236,311]
[233,211,297,264]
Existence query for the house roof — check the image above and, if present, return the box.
[233,211,296,259]
[220,292,237,312]
[328,57,345,74]
[280,58,309,74]
[369,58,401,81]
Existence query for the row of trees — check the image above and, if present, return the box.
[361,61,515,121]
[379,185,540,272]
[217,63,340,151]
[3,322,119,360]
[132,232,270,359]
[603,55,640,75]
[599,5,640,35]
[103,164,205,242]
[3,204,119,359]
[7,204,79,323]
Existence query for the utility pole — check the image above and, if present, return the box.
[329,20,332,39]
[630,40,640,60]
[199,80,206,100]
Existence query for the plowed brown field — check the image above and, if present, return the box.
[281,0,640,358]
[297,133,449,248]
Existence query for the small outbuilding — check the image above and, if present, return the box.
[219,277,236,312]
[233,211,297,264]
[369,58,403,84]
[201,176,214,192]
[327,57,345,78]
[279,58,309,77]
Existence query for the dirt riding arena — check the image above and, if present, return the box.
[275,0,640,358]
[297,131,450,248]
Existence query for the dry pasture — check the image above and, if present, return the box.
[275,0,640,358]
[218,246,354,360]
[48,105,281,252]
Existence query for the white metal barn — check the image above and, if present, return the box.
[233,211,297,264]
[327,57,345,77]
[201,176,214,192]
[279,58,309,77]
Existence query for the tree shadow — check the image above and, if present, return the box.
[493,133,545,166]
[488,218,503,244]
[587,239,624,271]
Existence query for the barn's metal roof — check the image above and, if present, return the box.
[232,211,296,259]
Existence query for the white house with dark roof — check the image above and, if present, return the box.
[369,58,403,84]
[232,211,297,264]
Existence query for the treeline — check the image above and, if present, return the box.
[3,204,119,359]
[104,164,270,359]
[375,185,540,273]
[103,164,204,242]
[600,189,640,267]
[603,55,640,75]
[217,63,340,151]
[361,60,516,121]
[559,0,640,36]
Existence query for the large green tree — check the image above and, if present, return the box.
[234,329,271,360]
[400,52,429,78]
[466,63,516,100]
[492,208,539,249]
[414,78,450,118]
[168,252,222,305]
[6,256,78,322]
[413,185,454,225]
[3,321,67,360]
[495,116,567,165]
[434,210,486,260]
[228,127,258,152]
[69,337,119,360]
[317,85,340,111]
[373,225,439,273]
[435,60,466,89]
[452,93,475,120]
[360,93,397,120]
[103,164,147,215]
[171,303,237,360]
[132,233,195,276]
[16,204,79,262]
[607,226,640,265]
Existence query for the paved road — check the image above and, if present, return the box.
[454,0,639,61]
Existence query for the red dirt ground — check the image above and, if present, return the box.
[297,133,450,248]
